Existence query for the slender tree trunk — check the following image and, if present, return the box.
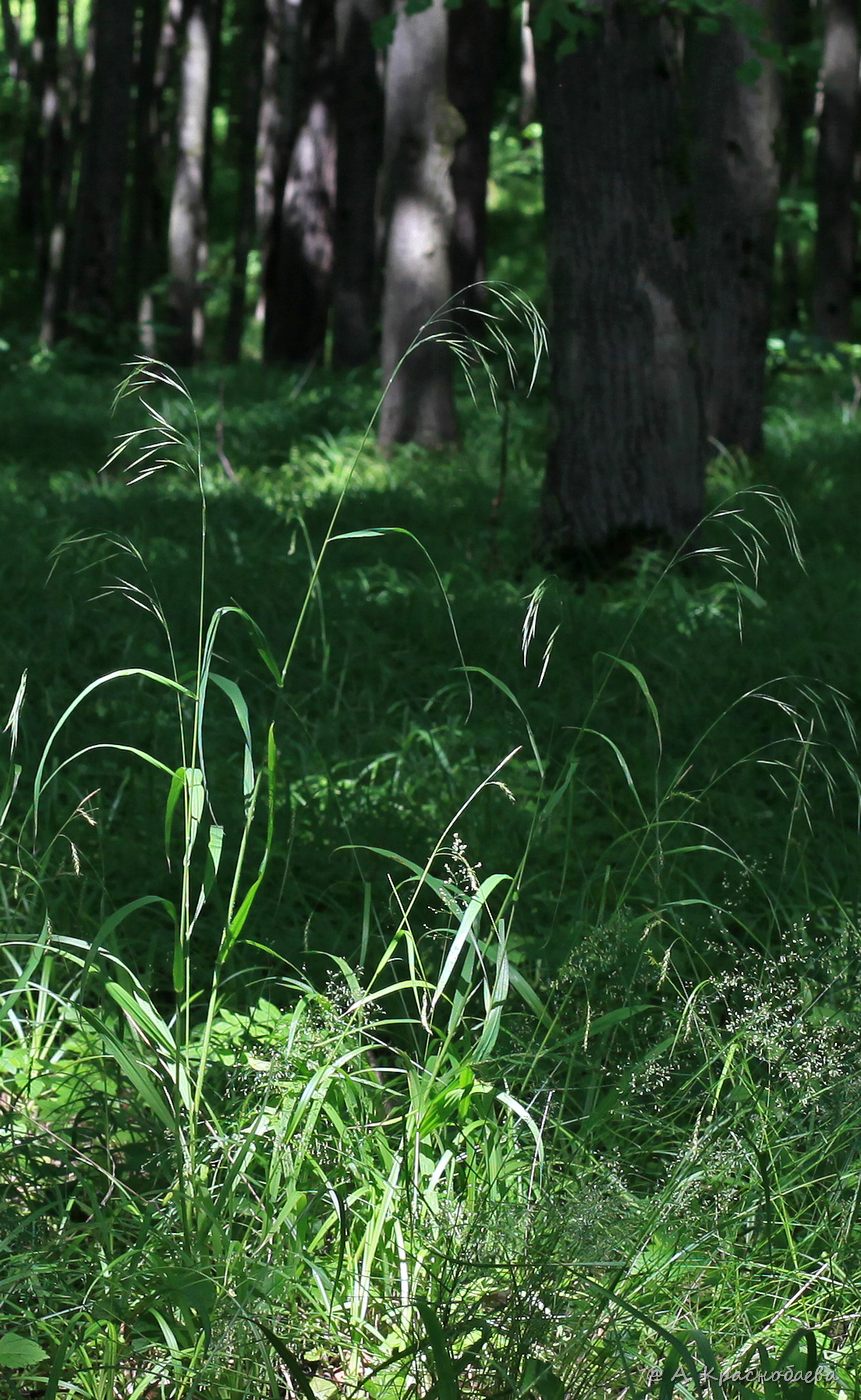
[167,0,212,365]
[126,0,163,328]
[813,0,859,340]
[331,0,384,367]
[1,0,22,81]
[40,0,85,344]
[447,0,504,310]
[777,0,814,327]
[379,0,462,448]
[263,0,336,364]
[18,0,61,253]
[536,1,705,566]
[223,0,267,362]
[688,1,781,453]
[519,0,537,130]
[65,0,135,333]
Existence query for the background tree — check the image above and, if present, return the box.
[378,0,463,449]
[447,0,506,310]
[535,0,705,565]
[64,0,135,335]
[167,0,212,365]
[223,0,267,362]
[813,0,859,341]
[688,1,781,453]
[331,0,384,367]
[263,0,336,364]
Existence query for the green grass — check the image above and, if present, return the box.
[0,336,860,1397]
[1,121,861,1400]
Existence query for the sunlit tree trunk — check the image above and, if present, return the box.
[519,0,537,130]
[65,0,135,333]
[167,0,211,365]
[689,0,781,453]
[447,0,505,310]
[813,0,859,340]
[536,0,705,566]
[223,0,267,362]
[331,0,384,367]
[379,0,462,449]
[263,0,336,364]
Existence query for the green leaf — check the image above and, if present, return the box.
[0,1333,49,1369]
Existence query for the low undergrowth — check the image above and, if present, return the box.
[0,338,860,1399]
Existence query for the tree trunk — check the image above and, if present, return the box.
[331,0,384,367]
[126,0,163,329]
[447,0,504,310]
[813,0,859,340]
[40,0,85,345]
[1,0,22,81]
[378,0,462,449]
[777,0,814,327]
[263,0,336,364]
[223,0,267,362]
[65,0,135,333]
[167,0,212,365]
[519,0,537,130]
[688,1,781,453]
[18,0,62,255]
[536,1,705,566]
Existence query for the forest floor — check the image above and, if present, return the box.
[1,335,861,1398]
[2,129,861,1400]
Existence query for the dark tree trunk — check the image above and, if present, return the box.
[263,0,336,364]
[813,0,859,340]
[688,0,781,453]
[1,0,22,81]
[18,0,63,255]
[777,0,814,327]
[447,0,505,310]
[167,0,212,365]
[65,0,135,333]
[223,0,267,362]
[40,0,85,345]
[331,0,384,367]
[126,0,163,331]
[378,0,462,449]
[536,1,705,566]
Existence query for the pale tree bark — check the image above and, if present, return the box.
[447,0,505,310]
[379,0,463,449]
[520,0,537,129]
[263,0,336,364]
[536,0,705,566]
[331,0,384,367]
[65,0,135,333]
[689,0,781,453]
[223,0,267,362]
[167,0,211,365]
[813,0,859,340]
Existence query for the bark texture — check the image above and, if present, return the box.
[331,0,384,367]
[776,0,814,327]
[65,0,135,331]
[379,0,462,449]
[813,0,859,340]
[447,0,505,309]
[223,0,267,361]
[167,0,212,364]
[689,1,781,452]
[537,1,705,566]
[126,0,163,330]
[263,0,336,363]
